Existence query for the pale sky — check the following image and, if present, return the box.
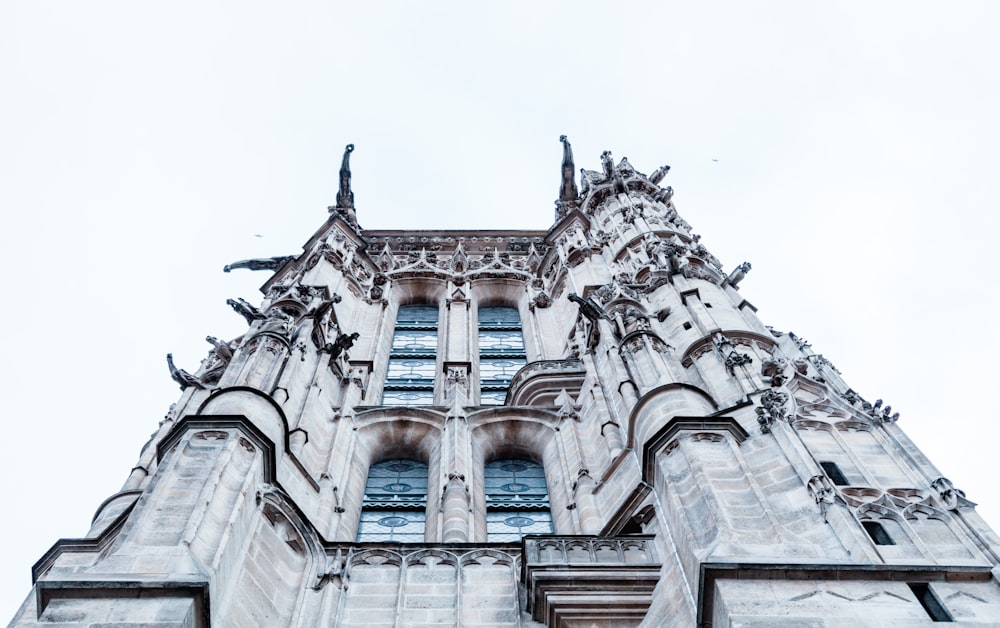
[3,2,1000,620]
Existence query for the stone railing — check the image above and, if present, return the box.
[522,536,660,626]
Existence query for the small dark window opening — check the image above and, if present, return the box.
[820,461,849,486]
[862,520,895,545]
[682,322,693,330]
[908,583,953,622]
[704,303,713,308]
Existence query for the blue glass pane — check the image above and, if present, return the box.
[365,459,428,496]
[358,509,426,542]
[478,330,525,353]
[386,358,436,383]
[381,389,435,406]
[485,458,549,505]
[478,306,521,329]
[359,460,429,541]
[395,305,439,328]
[480,390,507,406]
[392,329,438,353]
[486,510,554,542]
[480,358,525,385]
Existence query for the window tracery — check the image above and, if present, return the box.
[478,306,526,405]
[383,305,438,406]
[485,458,553,541]
[356,459,429,542]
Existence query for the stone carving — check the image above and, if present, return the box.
[193,336,235,385]
[645,236,687,275]
[725,351,753,375]
[809,353,841,374]
[306,300,338,350]
[325,332,359,362]
[446,366,467,387]
[842,389,863,407]
[807,474,838,522]
[335,143,355,210]
[760,356,787,387]
[692,243,722,270]
[788,332,810,349]
[568,293,608,322]
[649,164,670,185]
[227,297,266,325]
[258,306,296,339]
[555,135,580,220]
[622,306,651,334]
[930,477,970,511]
[223,255,296,273]
[727,262,751,287]
[531,290,552,310]
[166,353,203,390]
[755,389,789,433]
[448,242,469,273]
[600,150,615,180]
[863,398,900,424]
[712,332,733,352]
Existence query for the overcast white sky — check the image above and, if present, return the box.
[3,1,1000,620]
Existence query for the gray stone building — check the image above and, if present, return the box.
[12,140,1000,626]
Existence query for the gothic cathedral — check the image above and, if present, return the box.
[12,140,1000,626]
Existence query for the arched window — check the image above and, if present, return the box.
[478,307,526,405]
[383,305,438,406]
[357,459,428,542]
[485,458,553,541]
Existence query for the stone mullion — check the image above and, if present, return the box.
[439,415,472,543]
[560,416,601,534]
[323,416,356,539]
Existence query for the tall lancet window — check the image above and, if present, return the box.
[478,306,526,405]
[383,305,438,406]
[485,458,554,541]
[356,459,428,542]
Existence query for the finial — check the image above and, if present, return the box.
[336,144,355,209]
[558,135,579,203]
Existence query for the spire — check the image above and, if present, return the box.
[558,135,579,203]
[335,143,355,210]
[554,135,581,222]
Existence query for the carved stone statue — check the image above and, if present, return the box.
[325,332,360,361]
[227,298,265,325]
[600,150,614,180]
[223,256,296,273]
[649,164,671,185]
[622,306,650,334]
[166,353,203,390]
[755,389,789,433]
[307,300,339,350]
[193,336,235,385]
[760,356,788,387]
[558,135,579,204]
[336,144,355,209]
[568,293,607,322]
[727,262,751,287]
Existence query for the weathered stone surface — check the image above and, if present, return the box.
[11,147,1000,626]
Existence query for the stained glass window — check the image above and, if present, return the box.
[478,306,525,406]
[485,458,553,541]
[356,459,428,542]
[383,305,438,406]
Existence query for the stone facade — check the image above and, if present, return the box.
[11,141,1000,626]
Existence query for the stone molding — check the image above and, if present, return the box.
[641,415,750,484]
[697,562,993,628]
